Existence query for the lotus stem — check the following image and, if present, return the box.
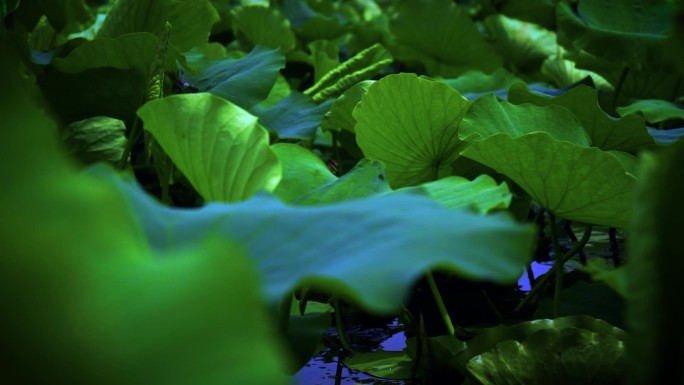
[425,271,456,337]
[515,223,592,313]
[333,296,353,352]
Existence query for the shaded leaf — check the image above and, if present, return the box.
[231,5,296,53]
[320,80,372,132]
[138,93,281,202]
[107,170,536,314]
[97,0,219,52]
[345,351,413,380]
[484,14,557,73]
[251,92,333,140]
[617,99,684,123]
[507,83,656,152]
[389,0,501,77]
[556,0,676,68]
[461,133,636,228]
[460,92,591,146]
[187,45,285,110]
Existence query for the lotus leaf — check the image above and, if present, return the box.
[467,328,624,385]
[507,82,657,152]
[231,5,296,53]
[61,116,127,165]
[97,0,219,52]
[354,73,472,188]
[556,0,676,69]
[617,99,684,123]
[272,143,336,203]
[461,133,636,228]
[138,93,281,202]
[484,14,557,73]
[321,80,372,132]
[388,0,501,77]
[251,92,333,140]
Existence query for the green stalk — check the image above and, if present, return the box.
[515,224,592,313]
[425,271,455,337]
[548,214,563,318]
[333,296,352,352]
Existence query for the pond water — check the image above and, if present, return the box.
[294,226,622,385]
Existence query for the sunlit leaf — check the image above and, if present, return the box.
[617,99,684,123]
[272,143,336,204]
[354,73,472,188]
[138,93,281,202]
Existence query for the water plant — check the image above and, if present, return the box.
[1,0,683,384]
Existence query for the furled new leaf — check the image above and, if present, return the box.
[354,73,472,188]
[97,0,219,52]
[389,0,501,77]
[304,43,392,103]
[507,83,657,152]
[461,133,636,228]
[187,45,285,110]
[138,93,281,202]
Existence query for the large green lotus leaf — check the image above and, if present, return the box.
[138,93,281,202]
[106,171,536,314]
[464,315,627,361]
[508,83,657,152]
[187,45,285,110]
[467,328,625,385]
[52,32,180,74]
[461,133,636,228]
[438,68,522,96]
[0,45,291,384]
[251,92,333,140]
[459,93,591,146]
[398,175,512,214]
[556,0,676,68]
[626,139,684,385]
[231,5,296,53]
[617,99,684,123]
[354,73,472,188]
[272,143,336,204]
[61,116,127,165]
[304,43,392,103]
[484,14,557,73]
[295,159,392,205]
[320,80,373,132]
[97,0,219,52]
[388,0,501,77]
